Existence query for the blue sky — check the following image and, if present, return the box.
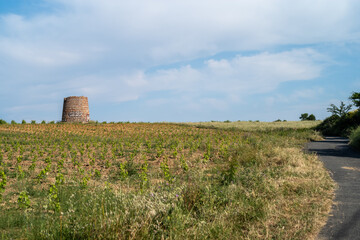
[0,0,359,122]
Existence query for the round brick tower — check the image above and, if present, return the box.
[62,96,90,123]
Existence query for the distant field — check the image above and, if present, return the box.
[184,120,322,131]
[0,122,333,239]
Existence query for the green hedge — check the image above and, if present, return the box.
[350,126,360,150]
[315,110,360,136]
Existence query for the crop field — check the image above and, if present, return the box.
[0,122,334,239]
[184,120,321,131]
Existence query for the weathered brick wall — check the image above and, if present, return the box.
[62,96,90,123]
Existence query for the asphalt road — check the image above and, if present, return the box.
[307,137,360,240]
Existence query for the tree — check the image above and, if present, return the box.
[327,101,352,117]
[349,92,360,108]
[307,114,316,121]
[299,113,309,121]
[300,113,316,121]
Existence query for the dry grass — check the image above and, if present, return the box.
[0,122,334,239]
[266,147,335,239]
[184,120,321,131]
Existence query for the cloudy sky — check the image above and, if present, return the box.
[0,0,359,122]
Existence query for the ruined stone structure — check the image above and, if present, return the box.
[62,96,90,123]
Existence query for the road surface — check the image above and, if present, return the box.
[307,137,360,240]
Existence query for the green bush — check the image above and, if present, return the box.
[350,126,360,150]
[315,110,360,136]
[0,119,7,124]
[315,115,340,135]
[300,113,316,121]
[316,92,360,136]
[307,114,316,121]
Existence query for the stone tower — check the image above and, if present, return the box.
[62,96,90,123]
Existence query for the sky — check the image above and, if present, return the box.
[0,0,359,122]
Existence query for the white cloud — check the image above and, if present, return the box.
[5,103,57,113]
[39,48,324,107]
[145,49,325,97]
[2,47,325,117]
[0,40,82,66]
[200,98,228,111]
[265,88,324,106]
[0,0,359,69]
[0,0,358,121]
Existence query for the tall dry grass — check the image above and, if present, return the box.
[184,120,321,132]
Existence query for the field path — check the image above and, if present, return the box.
[307,137,360,240]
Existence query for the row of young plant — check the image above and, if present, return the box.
[0,123,333,239]
[1,123,248,193]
